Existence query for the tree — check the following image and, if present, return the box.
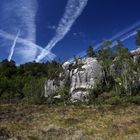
[23,77,46,104]
[86,45,95,57]
[113,41,136,96]
[135,30,140,47]
[103,40,112,49]
[97,40,114,90]
[0,59,17,78]
[115,40,124,52]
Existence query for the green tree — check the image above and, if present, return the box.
[113,41,136,95]
[103,40,112,49]
[135,30,140,48]
[98,40,114,90]
[0,59,17,78]
[86,45,95,57]
[23,77,46,104]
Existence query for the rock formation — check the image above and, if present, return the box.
[45,57,101,102]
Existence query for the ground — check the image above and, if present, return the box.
[0,104,140,140]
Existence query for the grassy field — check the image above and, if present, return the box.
[0,104,140,140]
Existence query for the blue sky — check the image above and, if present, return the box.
[0,0,140,64]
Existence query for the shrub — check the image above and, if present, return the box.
[105,96,122,105]
[54,85,70,105]
[22,77,46,104]
[126,95,140,105]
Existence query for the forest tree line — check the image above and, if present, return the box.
[0,60,63,104]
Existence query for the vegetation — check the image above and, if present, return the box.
[86,45,95,57]
[89,39,140,105]
[0,32,140,106]
[0,60,63,104]
[135,29,140,47]
[0,29,140,140]
[0,104,140,140]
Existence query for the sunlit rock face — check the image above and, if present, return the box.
[44,80,58,98]
[131,47,140,54]
[131,48,140,62]
[68,57,101,102]
[44,79,64,98]
[44,50,140,102]
[44,57,101,102]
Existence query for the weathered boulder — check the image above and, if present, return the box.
[131,48,140,62]
[69,57,101,102]
[44,57,101,102]
[44,79,64,98]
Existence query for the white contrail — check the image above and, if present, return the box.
[110,21,140,41]
[0,30,56,61]
[0,0,38,63]
[36,0,88,62]
[68,30,138,62]
[8,30,20,61]
[98,21,140,50]
[69,21,140,61]
[121,31,137,42]
[109,31,137,48]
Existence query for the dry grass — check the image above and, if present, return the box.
[0,104,140,140]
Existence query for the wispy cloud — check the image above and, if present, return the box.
[0,30,56,61]
[73,32,85,37]
[8,30,20,61]
[48,25,56,30]
[0,0,38,63]
[36,0,88,62]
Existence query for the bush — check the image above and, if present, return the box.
[22,77,46,104]
[22,96,46,105]
[125,95,140,105]
[50,85,70,105]
[105,96,122,105]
